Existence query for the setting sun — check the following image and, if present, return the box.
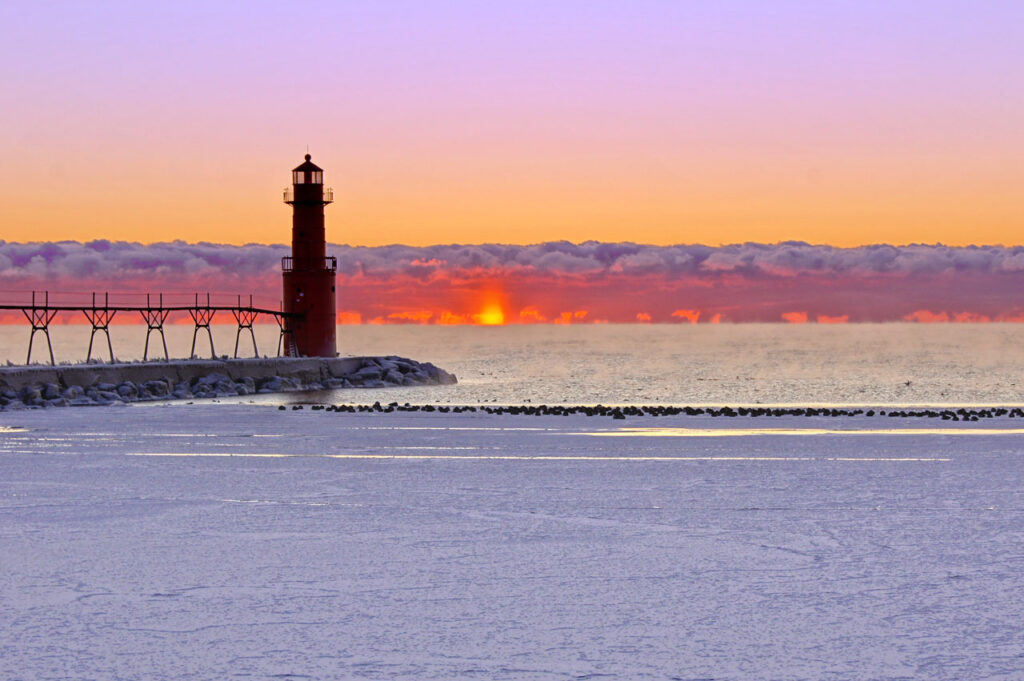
[477,304,506,326]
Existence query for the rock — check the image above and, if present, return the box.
[96,382,118,392]
[195,373,230,387]
[43,383,62,400]
[349,366,383,382]
[152,382,170,397]
[117,383,138,398]
[421,364,457,385]
[63,385,85,399]
[259,377,283,391]
[144,380,169,397]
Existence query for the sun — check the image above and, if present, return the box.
[478,303,505,326]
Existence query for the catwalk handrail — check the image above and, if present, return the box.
[0,303,296,315]
[0,291,297,317]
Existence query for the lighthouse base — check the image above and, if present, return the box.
[282,269,337,357]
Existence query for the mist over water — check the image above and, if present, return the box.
[2,324,1023,406]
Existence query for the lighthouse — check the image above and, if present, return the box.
[282,154,337,357]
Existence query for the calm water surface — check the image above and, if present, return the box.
[3,324,1024,405]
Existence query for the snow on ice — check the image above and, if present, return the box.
[2,405,1024,679]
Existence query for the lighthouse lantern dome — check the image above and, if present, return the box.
[292,154,323,185]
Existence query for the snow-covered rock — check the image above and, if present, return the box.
[0,356,457,409]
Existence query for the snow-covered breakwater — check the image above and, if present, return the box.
[0,356,456,409]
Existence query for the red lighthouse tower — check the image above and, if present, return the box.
[282,154,337,357]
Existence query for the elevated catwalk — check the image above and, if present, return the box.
[0,291,297,365]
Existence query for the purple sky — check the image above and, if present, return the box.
[1,1,1022,247]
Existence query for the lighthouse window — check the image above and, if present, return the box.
[310,171,322,184]
[292,171,306,184]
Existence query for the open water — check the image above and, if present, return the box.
[3,323,1024,406]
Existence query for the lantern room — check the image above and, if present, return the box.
[284,154,334,205]
[292,154,324,185]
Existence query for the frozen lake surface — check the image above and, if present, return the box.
[3,404,1024,679]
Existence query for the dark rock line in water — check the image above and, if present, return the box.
[287,403,1024,422]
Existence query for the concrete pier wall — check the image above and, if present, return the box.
[0,357,362,393]
[0,356,457,409]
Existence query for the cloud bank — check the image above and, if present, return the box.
[3,240,1024,323]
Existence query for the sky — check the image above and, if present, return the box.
[2,1,1022,248]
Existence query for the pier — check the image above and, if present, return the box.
[0,291,297,365]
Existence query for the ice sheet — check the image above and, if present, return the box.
[2,405,1023,679]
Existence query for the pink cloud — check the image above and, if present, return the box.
[4,240,1024,324]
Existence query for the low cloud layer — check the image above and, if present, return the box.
[2,240,1024,323]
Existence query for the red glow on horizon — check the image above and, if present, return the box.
[671,309,701,324]
[338,311,362,324]
[904,310,950,323]
[553,310,589,325]
[781,311,809,324]
[519,306,546,323]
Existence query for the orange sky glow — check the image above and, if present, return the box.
[2,4,1022,249]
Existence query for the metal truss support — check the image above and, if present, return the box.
[83,292,117,362]
[189,293,217,359]
[22,291,57,365]
[275,309,298,357]
[232,295,259,358]
[140,293,170,361]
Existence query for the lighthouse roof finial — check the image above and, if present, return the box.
[293,153,323,173]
